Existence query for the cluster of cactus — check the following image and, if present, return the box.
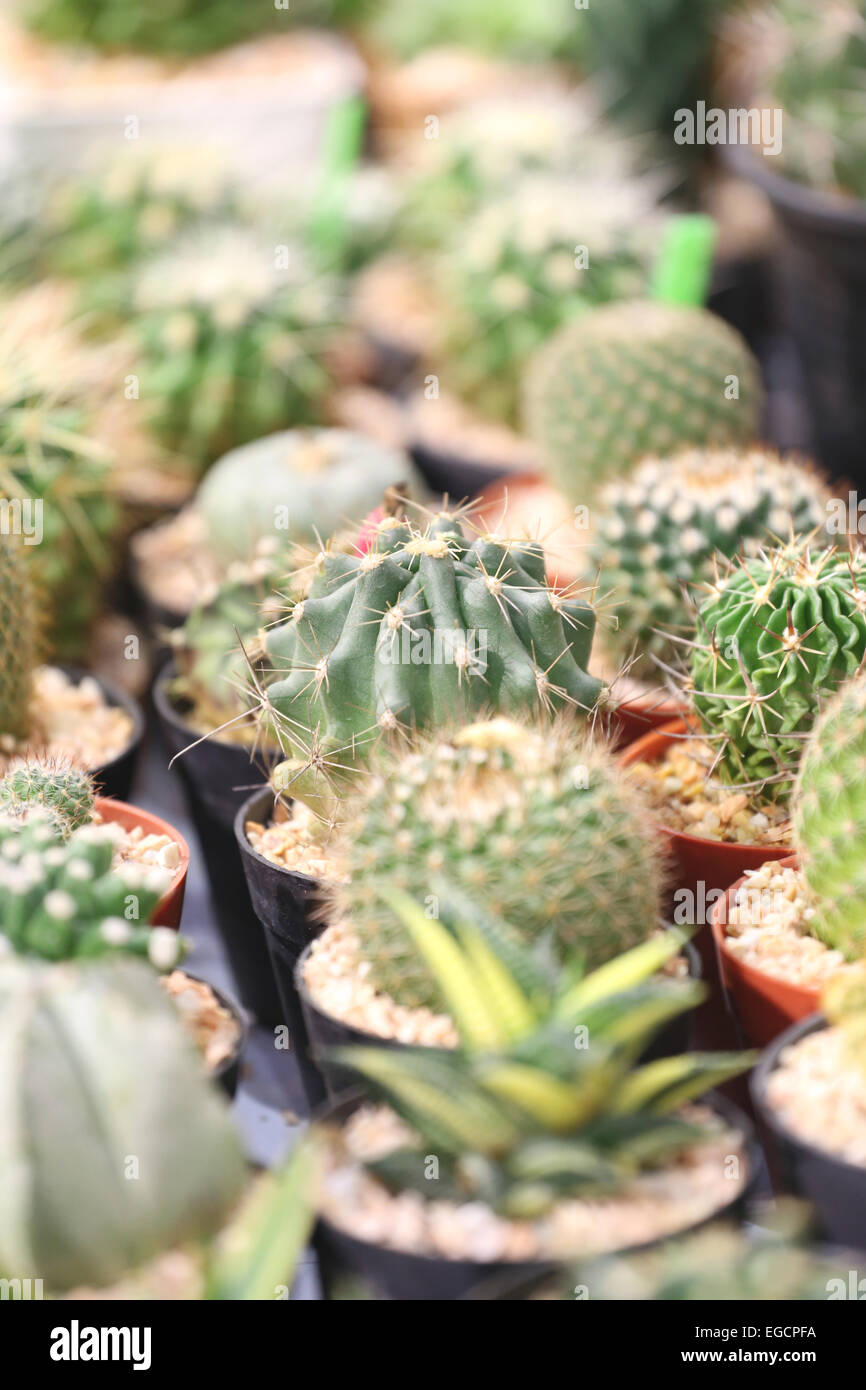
[0,811,183,966]
[331,910,751,1218]
[589,448,832,678]
[753,0,866,198]
[0,956,245,1293]
[793,674,866,960]
[439,172,660,428]
[130,225,338,471]
[332,718,665,1012]
[36,144,238,281]
[0,292,119,658]
[0,535,39,741]
[0,758,95,840]
[197,428,422,564]
[689,540,866,803]
[524,301,763,506]
[258,512,606,816]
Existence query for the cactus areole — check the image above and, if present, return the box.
[260,514,607,812]
[690,542,866,803]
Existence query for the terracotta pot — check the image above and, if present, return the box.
[710,853,820,1047]
[613,692,687,749]
[94,796,190,930]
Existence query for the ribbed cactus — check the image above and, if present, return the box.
[0,535,38,740]
[0,956,245,1293]
[0,759,95,840]
[261,514,606,815]
[131,226,337,471]
[440,172,658,428]
[524,301,763,504]
[793,675,866,959]
[590,449,831,676]
[690,541,866,803]
[0,813,182,966]
[198,429,422,564]
[331,718,665,1010]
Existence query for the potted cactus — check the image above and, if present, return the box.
[622,538,866,921]
[313,930,754,1300]
[712,672,866,1045]
[293,717,689,1099]
[0,533,143,799]
[753,969,866,1249]
[587,447,832,744]
[235,510,609,1023]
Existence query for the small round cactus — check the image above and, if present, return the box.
[690,540,866,803]
[524,301,763,505]
[0,758,96,840]
[793,675,866,959]
[331,717,666,1011]
[0,535,38,741]
[590,448,832,677]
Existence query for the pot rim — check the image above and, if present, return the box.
[620,717,793,858]
[176,968,248,1085]
[152,658,273,764]
[94,794,190,921]
[59,663,145,777]
[710,853,821,1011]
[751,1012,866,1183]
[314,1088,758,1272]
[723,142,866,234]
[233,784,321,890]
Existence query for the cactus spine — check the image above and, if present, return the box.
[793,674,866,959]
[0,758,96,840]
[332,718,666,1011]
[689,541,866,803]
[0,535,38,740]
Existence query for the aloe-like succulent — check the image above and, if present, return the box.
[689,540,866,803]
[131,225,338,471]
[333,718,666,1012]
[328,904,752,1218]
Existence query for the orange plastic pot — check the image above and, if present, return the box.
[710,854,820,1047]
[94,797,190,930]
[613,692,687,749]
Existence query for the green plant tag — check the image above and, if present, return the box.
[307,95,367,269]
[650,213,717,307]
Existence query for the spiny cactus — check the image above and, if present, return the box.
[0,758,95,840]
[0,287,119,660]
[689,541,866,804]
[0,812,183,966]
[590,448,832,677]
[332,718,665,1011]
[524,301,763,505]
[793,675,866,959]
[259,512,606,815]
[131,225,337,471]
[823,963,866,1060]
[329,917,752,1219]
[0,956,245,1293]
[439,172,660,428]
[0,535,38,741]
[197,429,422,564]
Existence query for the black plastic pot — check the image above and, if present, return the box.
[180,971,248,1101]
[152,664,282,1026]
[295,935,702,1103]
[752,1013,866,1251]
[408,440,513,502]
[62,665,144,802]
[235,786,326,1111]
[313,1091,757,1301]
[726,144,866,483]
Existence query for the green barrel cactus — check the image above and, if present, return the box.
[0,759,96,840]
[793,675,866,959]
[332,717,666,1011]
[524,300,763,505]
[260,512,606,814]
[690,540,866,803]
[590,448,831,677]
[198,429,422,564]
[0,534,38,741]
[131,225,338,472]
[439,172,659,428]
[0,813,183,966]
[0,956,245,1293]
